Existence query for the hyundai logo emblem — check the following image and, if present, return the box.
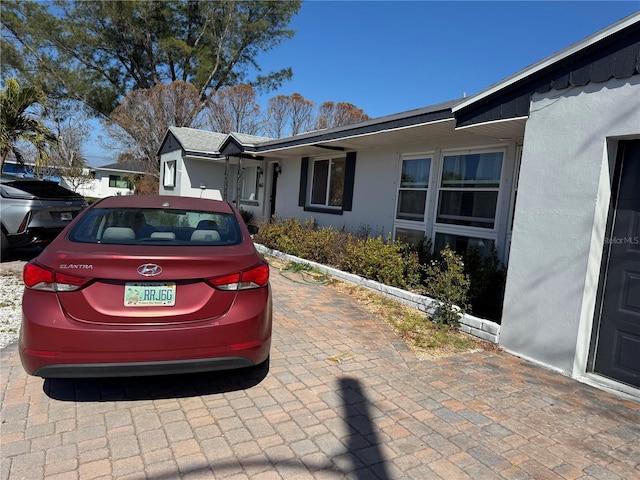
[137,264,162,277]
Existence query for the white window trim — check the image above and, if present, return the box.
[431,227,498,258]
[395,153,434,224]
[434,147,507,233]
[163,160,176,188]
[240,165,261,204]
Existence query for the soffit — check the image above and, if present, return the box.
[258,117,526,159]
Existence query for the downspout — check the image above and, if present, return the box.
[223,155,229,201]
[235,155,243,208]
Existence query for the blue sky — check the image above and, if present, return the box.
[85,0,640,166]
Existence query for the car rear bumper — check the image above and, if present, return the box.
[6,227,64,249]
[30,356,260,378]
[19,287,272,378]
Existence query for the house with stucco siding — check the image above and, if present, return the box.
[159,13,640,399]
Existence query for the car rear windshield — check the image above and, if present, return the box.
[2,180,81,199]
[68,207,243,246]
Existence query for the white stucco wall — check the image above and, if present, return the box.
[500,76,640,376]
[276,146,402,235]
[159,150,183,196]
[159,153,229,200]
[275,136,518,247]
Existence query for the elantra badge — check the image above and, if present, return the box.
[137,264,162,277]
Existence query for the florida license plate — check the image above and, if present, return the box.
[124,283,176,307]
[61,212,73,221]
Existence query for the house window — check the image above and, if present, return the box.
[299,153,356,214]
[109,175,131,189]
[163,160,176,188]
[437,152,503,228]
[240,166,260,202]
[434,232,494,258]
[311,157,345,207]
[395,227,426,246]
[396,157,431,221]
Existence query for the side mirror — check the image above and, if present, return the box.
[247,224,259,235]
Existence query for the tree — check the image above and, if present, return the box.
[264,93,314,138]
[0,78,57,172]
[1,0,302,123]
[264,95,291,138]
[289,93,315,136]
[315,101,370,130]
[46,101,94,191]
[104,81,203,179]
[205,84,263,135]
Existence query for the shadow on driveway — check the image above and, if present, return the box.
[56,369,391,480]
[339,376,391,480]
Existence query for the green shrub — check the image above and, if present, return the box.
[295,222,343,265]
[341,235,421,291]
[255,218,505,326]
[425,245,470,328]
[254,217,304,256]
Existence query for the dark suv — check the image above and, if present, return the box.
[0,176,86,258]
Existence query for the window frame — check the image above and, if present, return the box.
[309,156,346,209]
[239,165,261,205]
[163,160,176,188]
[433,231,497,258]
[299,153,356,215]
[435,149,505,230]
[396,155,432,223]
[109,175,131,189]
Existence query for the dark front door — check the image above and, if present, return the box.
[269,163,280,220]
[592,140,640,388]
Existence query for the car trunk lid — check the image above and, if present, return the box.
[37,245,261,325]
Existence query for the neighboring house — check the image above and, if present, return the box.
[2,160,145,199]
[71,161,146,198]
[159,13,640,398]
[158,127,272,203]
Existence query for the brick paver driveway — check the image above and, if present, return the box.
[2,263,639,479]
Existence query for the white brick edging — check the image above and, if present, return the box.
[256,244,500,344]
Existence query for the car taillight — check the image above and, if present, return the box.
[207,262,269,291]
[17,211,32,234]
[23,262,91,292]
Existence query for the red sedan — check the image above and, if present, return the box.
[19,195,271,378]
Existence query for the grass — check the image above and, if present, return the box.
[268,256,499,358]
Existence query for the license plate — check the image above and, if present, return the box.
[124,283,176,307]
[61,212,73,221]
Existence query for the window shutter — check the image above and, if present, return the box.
[342,152,356,212]
[299,157,309,207]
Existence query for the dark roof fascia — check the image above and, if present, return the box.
[454,13,640,127]
[183,151,225,160]
[251,99,462,153]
